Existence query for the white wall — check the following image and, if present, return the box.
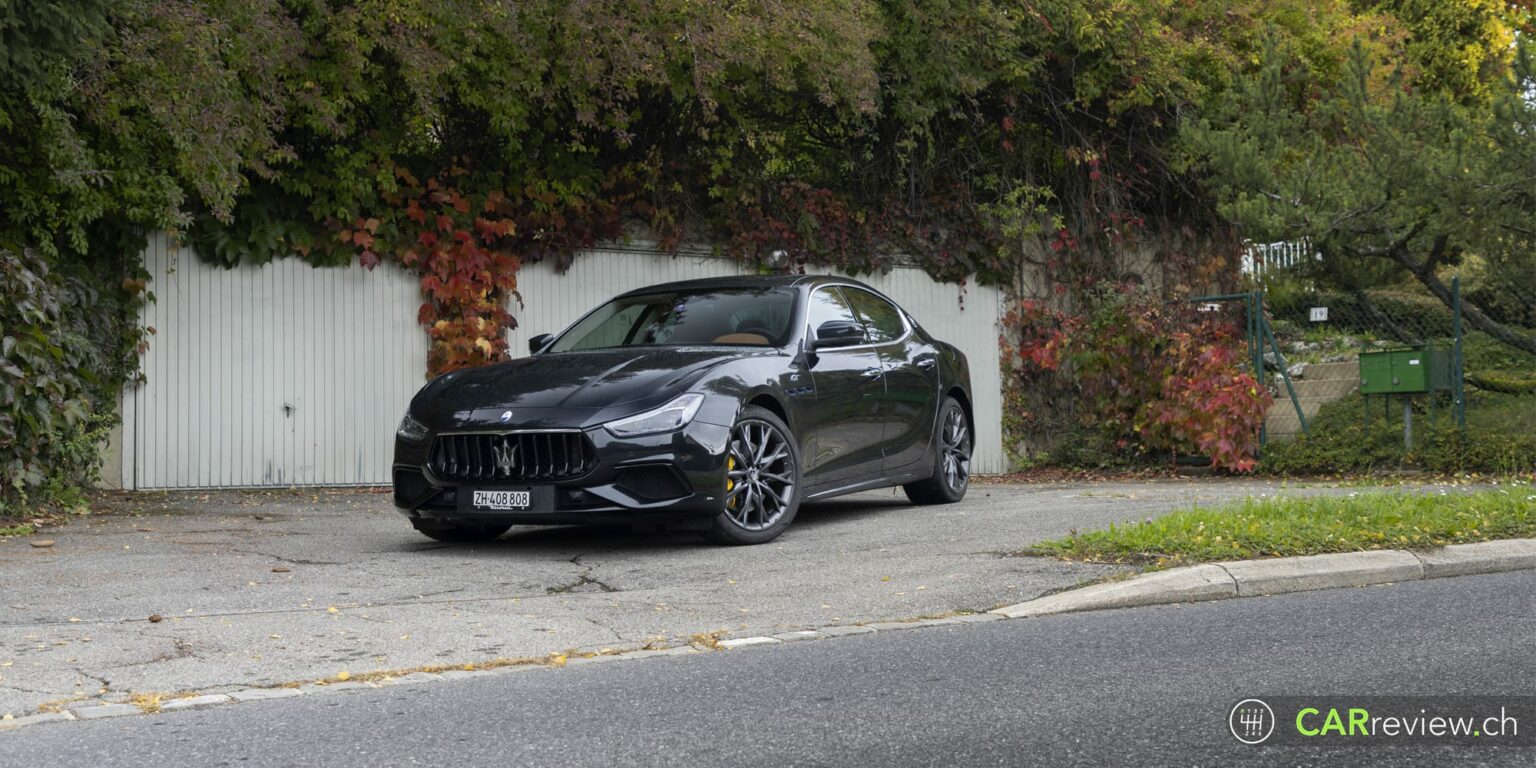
[120,236,1005,488]
[123,234,430,488]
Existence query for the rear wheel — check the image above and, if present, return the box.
[704,406,802,545]
[903,397,971,505]
[410,518,512,543]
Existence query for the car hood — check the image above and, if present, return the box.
[411,347,762,428]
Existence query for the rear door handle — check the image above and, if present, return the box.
[916,358,936,370]
[861,367,884,379]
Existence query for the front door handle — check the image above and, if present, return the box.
[916,358,936,370]
[861,367,884,379]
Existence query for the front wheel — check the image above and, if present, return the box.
[703,406,802,545]
[903,398,971,505]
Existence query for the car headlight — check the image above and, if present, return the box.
[603,393,705,437]
[397,411,430,442]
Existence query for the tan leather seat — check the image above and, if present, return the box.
[712,332,771,345]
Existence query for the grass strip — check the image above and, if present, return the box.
[1034,488,1536,567]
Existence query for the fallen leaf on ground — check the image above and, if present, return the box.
[148,614,163,623]
[272,567,291,573]
[29,540,55,548]
[336,670,351,681]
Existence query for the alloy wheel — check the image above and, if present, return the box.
[725,420,796,531]
[941,407,970,493]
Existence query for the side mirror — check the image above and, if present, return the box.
[808,320,865,351]
[528,333,554,355]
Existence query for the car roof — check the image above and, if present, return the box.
[616,273,875,297]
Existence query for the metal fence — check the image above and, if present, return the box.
[1254,273,1536,474]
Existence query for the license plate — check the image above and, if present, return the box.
[471,489,532,511]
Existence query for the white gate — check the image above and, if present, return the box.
[122,234,430,488]
[121,237,1006,488]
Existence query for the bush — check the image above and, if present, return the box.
[1003,293,1270,472]
[0,248,124,517]
[1260,390,1536,476]
[1267,289,1456,342]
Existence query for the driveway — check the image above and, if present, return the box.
[2,479,1346,716]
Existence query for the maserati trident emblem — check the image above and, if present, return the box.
[499,410,513,423]
[492,439,516,477]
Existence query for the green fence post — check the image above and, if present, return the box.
[1254,291,1267,447]
[1452,276,1466,433]
[1262,310,1308,435]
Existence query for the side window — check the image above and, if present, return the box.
[804,287,862,340]
[843,288,905,344]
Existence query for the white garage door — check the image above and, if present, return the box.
[121,237,1004,488]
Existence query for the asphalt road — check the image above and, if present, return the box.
[5,569,1531,767]
[1,479,1364,715]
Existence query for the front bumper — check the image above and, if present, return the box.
[392,419,732,529]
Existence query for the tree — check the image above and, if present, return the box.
[1189,33,1536,354]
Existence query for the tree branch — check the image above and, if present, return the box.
[1382,244,1536,355]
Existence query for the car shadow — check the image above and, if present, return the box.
[794,496,911,527]
[394,495,914,555]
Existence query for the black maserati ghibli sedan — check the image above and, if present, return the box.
[393,275,973,545]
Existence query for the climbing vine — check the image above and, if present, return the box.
[1002,291,1271,472]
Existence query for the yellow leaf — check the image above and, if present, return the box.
[336,670,351,681]
[327,606,339,614]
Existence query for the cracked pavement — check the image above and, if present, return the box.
[0,478,1360,716]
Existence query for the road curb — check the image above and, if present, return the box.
[1413,538,1536,579]
[989,538,1536,619]
[992,565,1236,619]
[1219,550,1422,596]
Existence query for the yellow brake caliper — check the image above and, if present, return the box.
[726,455,737,508]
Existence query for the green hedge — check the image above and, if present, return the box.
[0,248,127,515]
[1266,289,1456,342]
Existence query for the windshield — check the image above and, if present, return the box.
[547,287,797,352]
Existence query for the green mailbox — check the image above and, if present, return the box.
[1359,345,1451,395]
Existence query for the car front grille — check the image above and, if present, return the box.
[428,431,596,483]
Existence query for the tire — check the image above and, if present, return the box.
[703,405,803,545]
[410,518,512,543]
[903,397,971,505]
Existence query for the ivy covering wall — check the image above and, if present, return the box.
[0,0,1528,510]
